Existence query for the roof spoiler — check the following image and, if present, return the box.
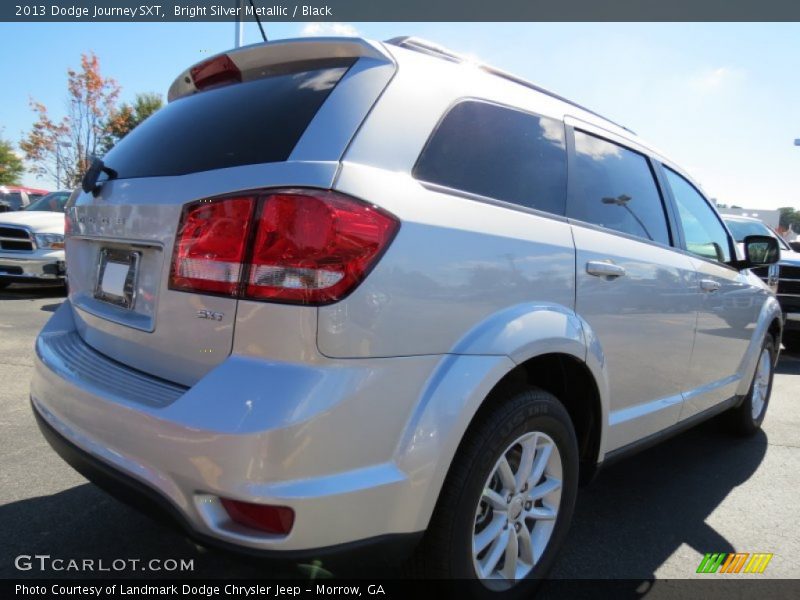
[168,37,392,102]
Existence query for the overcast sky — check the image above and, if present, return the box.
[1,21,798,210]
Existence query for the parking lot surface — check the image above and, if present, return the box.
[1,284,798,580]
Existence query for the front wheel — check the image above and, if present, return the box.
[728,333,775,435]
[410,388,579,596]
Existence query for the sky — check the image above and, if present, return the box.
[0,21,798,210]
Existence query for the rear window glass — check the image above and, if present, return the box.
[102,59,353,179]
[413,100,567,216]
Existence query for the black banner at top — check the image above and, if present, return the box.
[3,0,800,22]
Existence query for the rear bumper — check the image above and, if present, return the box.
[0,250,65,281]
[31,301,440,554]
[32,404,421,563]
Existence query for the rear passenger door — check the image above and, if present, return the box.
[660,166,763,419]
[566,121,697,452]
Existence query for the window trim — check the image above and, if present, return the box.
[657,162,738,271]
[417,180,569,223]
[411,97,569,217]
[565,126,675,249]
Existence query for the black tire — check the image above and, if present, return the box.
[409,388,579,597]
[782,331,800,354]
[728,333,776,436]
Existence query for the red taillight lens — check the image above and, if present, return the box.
[220,498,294,535]
[245,191,399,305]
[169,189,399,304]
[169,196,256,296]
[190,54,241,91]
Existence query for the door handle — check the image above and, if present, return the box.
[586,260,626,279]
[700,278,721,293]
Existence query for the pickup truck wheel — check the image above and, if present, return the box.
[729,333,775,436]
[409,388,578,596]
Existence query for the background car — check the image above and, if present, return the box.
[724,214,800,352]
[0,185,50,212]
[24,190,72,213]
[0,191,67,289]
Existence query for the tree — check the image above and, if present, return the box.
[20,52,120,188]
[0,136,24,185]
[778,207,800,233]
[102,92,163,152]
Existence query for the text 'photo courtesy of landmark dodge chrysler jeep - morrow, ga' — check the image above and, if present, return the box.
[30,36,782,594]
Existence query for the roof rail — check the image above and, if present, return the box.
[385,36,635,135]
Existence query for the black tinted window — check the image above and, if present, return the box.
[665,167,732,263]
[569,131,670,245]
[102,60,353,179]
[413,101,567,216]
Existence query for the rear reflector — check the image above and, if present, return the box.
[190,54,241,91]
[169,189,399,305]
[169,196,255,296]
[220,498,294,535]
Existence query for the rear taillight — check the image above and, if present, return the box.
[169,196,256,296]
[220,498,294,535]
[190,54,241,91]
[169,189,399,305]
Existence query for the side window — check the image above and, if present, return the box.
[664,167,732,263]
[569,130,670,246]
[413,100,567,216]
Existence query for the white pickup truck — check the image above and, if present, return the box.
[0,191,71,288]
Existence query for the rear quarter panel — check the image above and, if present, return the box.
[318,166,576,358]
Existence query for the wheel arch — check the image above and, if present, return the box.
[395,305,610,532]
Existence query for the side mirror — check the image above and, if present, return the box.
[742,235,780,268]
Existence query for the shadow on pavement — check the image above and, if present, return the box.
[775,354,800,375]
[0,483,308,579]
[0,283,66,301]
[550,418,768,582]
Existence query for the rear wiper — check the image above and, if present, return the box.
[81,157,118,195]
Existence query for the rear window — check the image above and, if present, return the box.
[102,59,354,179]
[413,100,567,216]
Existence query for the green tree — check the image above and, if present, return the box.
[778,206,800,230]
[101,92,163,152]
[0,136,25,185]
[778,207,800,232]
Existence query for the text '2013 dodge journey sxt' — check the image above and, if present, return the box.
[31,36,782,593]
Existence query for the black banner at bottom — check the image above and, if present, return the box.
[5,579,800,600]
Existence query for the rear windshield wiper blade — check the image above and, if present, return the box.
[81,157,118,194]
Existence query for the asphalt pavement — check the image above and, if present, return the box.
[1,283,798,581]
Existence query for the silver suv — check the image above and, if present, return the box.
[31,37,782,592]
